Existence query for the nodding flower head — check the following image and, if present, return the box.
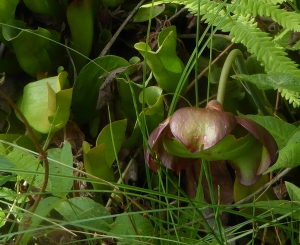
[145,100,278,186]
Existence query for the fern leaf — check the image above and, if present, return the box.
[263,0,288,4]
[142,0,300,107]
[234,0,300,32]
[279,88,300,107]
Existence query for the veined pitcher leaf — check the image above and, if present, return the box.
[2,19,62,77]
[134,26,187,93]
[17,71,71,134]
[123,86,164,148]
[49,88,72,132]
[0,0,19,44]
[133,4,165,22]
[82,141,114,190]
[23,0,64,18]
[96,119,127,166]
[0,0,19,26]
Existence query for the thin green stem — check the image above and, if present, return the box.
[217,49,271,115]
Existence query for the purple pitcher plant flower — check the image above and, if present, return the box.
[145,100,278,186]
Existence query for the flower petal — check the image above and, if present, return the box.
[236,116,278,173]
[145,118,170,172]
[169,107,237,152]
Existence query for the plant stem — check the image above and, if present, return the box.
[184,42,234,95]
[217,49,271,115]
[0,89,49,245]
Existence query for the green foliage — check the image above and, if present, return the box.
[1,0,300,244]
[133,4,165,22]
[268,130,300,171]
[96,119,127,165]
[145,0,300,107]
[110,214,155,244]
[2,20,63,77]
[54,197,113,232]
[47,142,73,198]
[19,197,62,245]
[135,26,187,93]
[244,115,297,148]
[23,0,64,18]
[17,71,72,134]
[0,187,28,203]
[72,56,130,124]
[83,119,127,190]
[67,0,94,72]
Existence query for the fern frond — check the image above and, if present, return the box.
[279,88,300,107]
[263,0,289,4]
[234,0,300,32]
[199,3,300,73]
[142,0,300,107]
[202,7,300,106]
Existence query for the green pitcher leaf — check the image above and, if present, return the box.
[67,0,94,72]
[96,119,127,166]
[82,141,114,190]
[49,88,72,132]
[54,197,113,232]
[2,19,61,77]
[134,26,186,93]
[17,71,71,134]
[23,0,64,18]
[0,0,19,44]
[157,26,183,73]
[123,86,164,148]
[47,142,73,198]
[117,76,146,105]
[72,56,130,124]
[133,4,165,22]
[234,174,276,203]
[138,86,163,107]
[0,0,19,26]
